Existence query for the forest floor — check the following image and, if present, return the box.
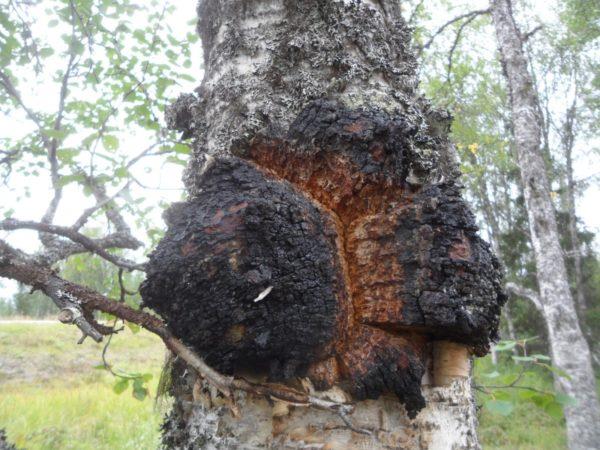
[0,322,568,449]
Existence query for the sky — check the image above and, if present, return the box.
[0,0,598,301]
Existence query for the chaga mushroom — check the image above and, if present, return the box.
[141,100,506,418]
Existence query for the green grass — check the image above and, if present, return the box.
[0,322,571,449]
[0,322,165,450]
[475,357,567,449]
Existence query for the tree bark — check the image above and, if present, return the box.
[490,1,600,448]
[151,1,505,448]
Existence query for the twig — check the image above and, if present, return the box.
[72,182,131,230]
[445,12,483,83]
[407,0,425,27]
[505,282,543,312]
[522,25,543,42]
[418,8,490,54]
[0,219,145,271]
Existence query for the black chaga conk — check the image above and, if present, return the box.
[141,158,345,377]
[141,102,506,418]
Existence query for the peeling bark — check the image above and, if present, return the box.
[491,1,600,448]
[144,0,506,448]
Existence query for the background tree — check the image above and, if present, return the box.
[410,0,600,448]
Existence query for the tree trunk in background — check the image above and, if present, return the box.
[153,1,505,448]
[563,100,587,314]
[491,1,600,448]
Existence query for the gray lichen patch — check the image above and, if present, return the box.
[166,0,454,197]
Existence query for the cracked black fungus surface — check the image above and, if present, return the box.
[141,159,343,378]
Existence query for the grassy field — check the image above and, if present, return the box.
[0,322,568,449]
[0,322,165,450]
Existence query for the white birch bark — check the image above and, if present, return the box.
[490,1,600,448]
[162,343,480,449]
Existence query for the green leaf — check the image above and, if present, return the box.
[70,40,85,56]
[44,129,69,140]
[538,363,573,380]
[485,400,514,416]
[57,148,78,163]
[531,354,551,361]
[132,378,148,401]
[142,373,153,382]
[56,173,85,188]
[173,143,190,154]
[530,393,554,408]
[167,155,187,166]
[126,321,140,334]
[102,135,119,151]
[113,378,129,395]
[115,166,129,178]
[512,355,536,362]
[93,364,106,370]
[482,370,500,378]
[39,48,55,58]
[133,387,148,401]
[554,393,577,407]
[491,390,511,401]
[494,341,516,352]
[543,401,564,420]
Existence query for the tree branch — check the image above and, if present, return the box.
[522,25,543,42]
[418,8,490,54]
[505,282,543,311]
[40,3,80,239]
[0,219,144,271]
[0,70,50,147]
[72,182,131,231]
[82,174,134,236]
[445,11,484,82]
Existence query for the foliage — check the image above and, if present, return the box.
[476,339,576,420]
[0,0,196,246]
[476,356,569,449]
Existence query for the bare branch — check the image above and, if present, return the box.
[41,3,81,232]
[83,174,134,235]
[418,8,490,54]
[505,282,543,311]
[0,218,145,271]
[0,239,104,341]
[72,182,131,231]
[40,231,143,265]
[0,70,50,147]
[445,12,484,82]
[407,0,425,27]
[522,25,543,42]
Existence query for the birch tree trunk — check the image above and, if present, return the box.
[563,100,587,314]
[150,1,505,448]
[490,1,600,448]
